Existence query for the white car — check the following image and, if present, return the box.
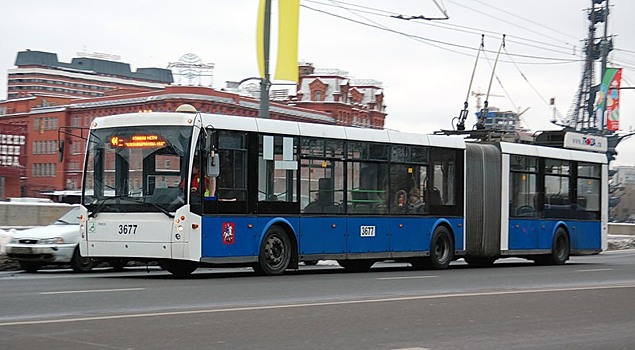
[5,206,109,272]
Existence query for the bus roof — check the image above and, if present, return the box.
[91,112,196,129]
[498,141,607,164]
[91,111,467,149]
[200,113,466,149]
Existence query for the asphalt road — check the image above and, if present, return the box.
[1,251,635,350]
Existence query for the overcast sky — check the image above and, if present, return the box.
[2,0,634,165]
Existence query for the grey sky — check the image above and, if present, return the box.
[2,0,634,165]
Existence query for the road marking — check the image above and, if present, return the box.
[39,288,145,295]
[377,276,438,280]
[575,268,612,272]
[3,284,634,327]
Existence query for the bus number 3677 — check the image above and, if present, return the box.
[118,224,138,235]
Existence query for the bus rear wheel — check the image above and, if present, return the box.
[536,228,570,265]
[254,226,291,276]
[429,226,453,270]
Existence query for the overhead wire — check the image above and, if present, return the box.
[301,3,582,64]
[303,0,582,61]
[446,0,578,48]
[502,45,568,124]
[464,0,580,43]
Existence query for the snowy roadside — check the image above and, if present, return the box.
[607,235,635,250]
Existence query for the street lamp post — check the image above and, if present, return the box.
[259,0,272,119]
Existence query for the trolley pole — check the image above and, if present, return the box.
[259,0,271,119]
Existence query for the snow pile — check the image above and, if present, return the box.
[607,235,635,250]
[0,229,10,255]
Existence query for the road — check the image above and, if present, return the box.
[1,250,634,350]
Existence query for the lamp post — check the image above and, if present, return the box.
[259,0,272,119]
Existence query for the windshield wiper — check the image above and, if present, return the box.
[88,195,129,218]
[129,198,175,218]
[89,196,175,219]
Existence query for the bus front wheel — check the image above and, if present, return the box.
[254,226,291,276]
[70,247,95,273]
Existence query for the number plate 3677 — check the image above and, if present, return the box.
[118,224,138,234]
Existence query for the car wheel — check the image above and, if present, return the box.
[70,247,95,273]
[19,261,41,273]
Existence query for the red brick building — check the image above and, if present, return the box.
[0,55,387,199]
[295,63,386,128]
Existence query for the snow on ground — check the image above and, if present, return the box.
[0,229,10,254]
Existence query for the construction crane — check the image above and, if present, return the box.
[471,89,503,110]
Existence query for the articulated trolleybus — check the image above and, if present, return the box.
[78,105,607,276]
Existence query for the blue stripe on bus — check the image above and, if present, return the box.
[508,219,601,250]
[201,216,464,258]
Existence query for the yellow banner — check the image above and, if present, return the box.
[256,0,266,78]
[274,0,300,82]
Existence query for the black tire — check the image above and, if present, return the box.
[159,260,198,277]
[70,247,95,273]
[19,261,41,273]
[303,260,319,266]
[254,226,292,276]
[464,257,496,268]
[429,226,454,270]
[548,228,570,265]
[337,259,375,272]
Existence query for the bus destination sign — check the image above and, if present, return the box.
[110,135,167,148]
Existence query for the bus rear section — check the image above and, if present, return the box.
[463,142,607,266]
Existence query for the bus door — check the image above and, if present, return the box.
[507,155,541,250]
[200,130,254,258]
[346,144,390,254]
[299,140,347,255]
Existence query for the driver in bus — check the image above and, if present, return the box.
[190,162,215,198]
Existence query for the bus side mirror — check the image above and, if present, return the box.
[208,153,220,177]
[58,140,65,162]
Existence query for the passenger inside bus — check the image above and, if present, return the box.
[394,190,407,214]
[407,187,424,214]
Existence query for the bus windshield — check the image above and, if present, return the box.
[83,125,193,214]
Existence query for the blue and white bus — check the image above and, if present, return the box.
[77,105,607,276]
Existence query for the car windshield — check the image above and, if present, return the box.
[54,207,81,225]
